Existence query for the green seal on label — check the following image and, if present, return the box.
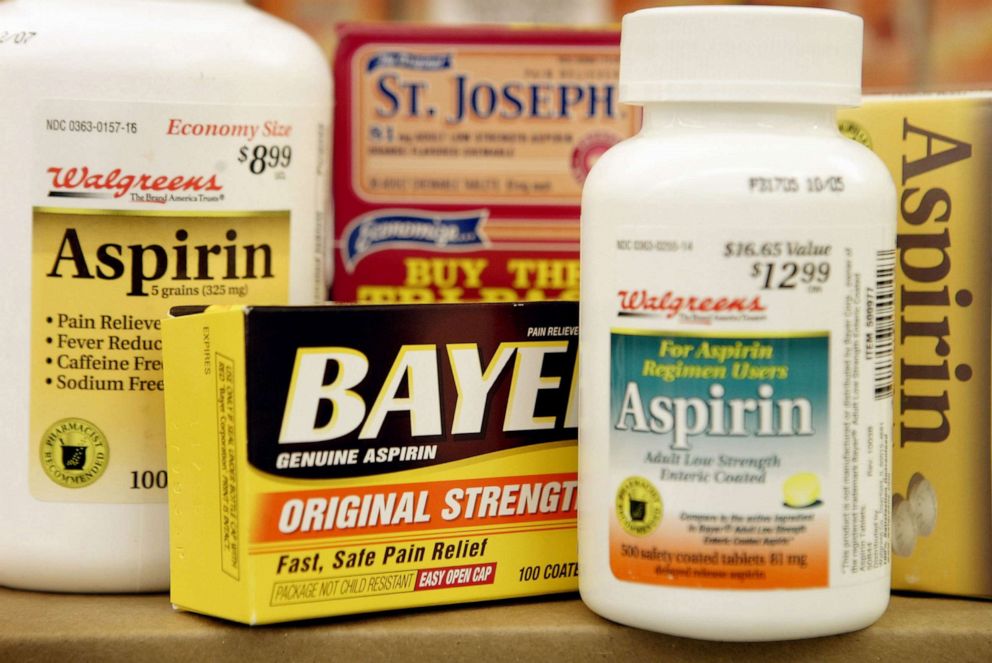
[40,418,109,489]
[615,476,663,536]
[838,119,872,149]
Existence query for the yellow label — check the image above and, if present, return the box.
[353,44,638,204]
[30,209,290,503]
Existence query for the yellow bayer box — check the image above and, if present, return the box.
[162,302,579,624]
[840,93,992,598]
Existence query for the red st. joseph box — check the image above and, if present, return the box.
[332,23,636,303]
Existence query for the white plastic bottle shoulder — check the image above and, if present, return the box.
[579,7,895,640]
[0,0,331,592]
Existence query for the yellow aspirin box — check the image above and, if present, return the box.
[163,301,579,623]
[840,93,992,598]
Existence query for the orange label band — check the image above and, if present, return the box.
[609,518,828,589]
[254,473,577,542]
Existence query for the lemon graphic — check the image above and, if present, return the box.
[783,472,821,508]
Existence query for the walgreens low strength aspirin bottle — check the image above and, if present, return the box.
[578,6,895,640]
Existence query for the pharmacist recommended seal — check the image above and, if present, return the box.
[616,476,663,536]
[40,418,109,488]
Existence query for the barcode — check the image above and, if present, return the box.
[874,249,895,400]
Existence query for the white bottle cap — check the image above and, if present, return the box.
[619,6,863,106]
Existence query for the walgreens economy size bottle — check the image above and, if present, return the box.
[0,0,330,592]
[579,7,896,640]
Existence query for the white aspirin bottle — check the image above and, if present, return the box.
[0,0,330,592]
[579,7,895,640]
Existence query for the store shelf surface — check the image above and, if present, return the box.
[1,588,991,661]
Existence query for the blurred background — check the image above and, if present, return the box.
[250,0,992,92]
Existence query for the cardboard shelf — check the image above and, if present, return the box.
[0,588,989,661]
